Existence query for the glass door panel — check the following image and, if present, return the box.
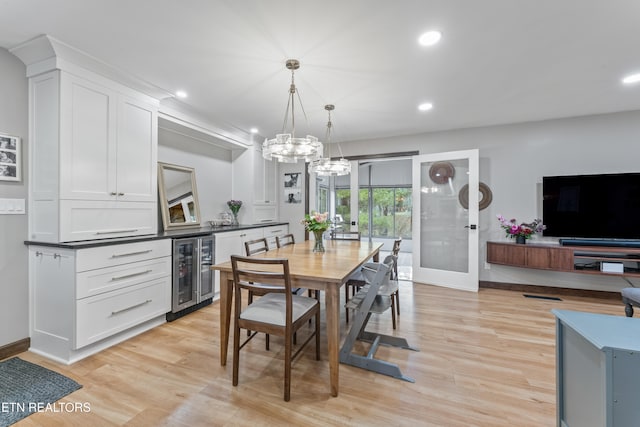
[174,238,197,310]
[412,149,479,291]
[200,237,214,298]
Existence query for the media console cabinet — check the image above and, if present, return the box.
[486,241,640,278]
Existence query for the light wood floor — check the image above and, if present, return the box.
[12,282,623,427]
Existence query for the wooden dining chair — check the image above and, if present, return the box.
[275,233,295,248]
[244,237,269,255]
[231,255,321,401]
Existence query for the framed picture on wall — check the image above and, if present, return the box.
[0,133,20,182]
[284,172,302,204]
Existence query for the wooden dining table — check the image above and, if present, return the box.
[212,239,382,397]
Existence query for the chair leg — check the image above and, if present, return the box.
[345,285,350,324]
[395,289,400,315]
[232,322,241,386]
[266,334,270,350]
[284,331,292,401]
[390,294,397,330]
[315,310,321,360]
[247,291,254,336]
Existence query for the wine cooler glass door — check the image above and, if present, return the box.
[200,237,215,299]
[173,238,198,311]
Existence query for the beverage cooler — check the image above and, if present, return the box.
[167,236,215,321]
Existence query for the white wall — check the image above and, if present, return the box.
[341,111,640,292]
[0,48,29,347]
[158,127,234,227]
[278,163,306,243]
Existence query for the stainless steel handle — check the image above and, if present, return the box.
[110,192,117,196]
[111,269,152,281]
[111,299,152,316]
[270,229,283,234]
[118,192,125,196]
[96,229,139,235]
[111,249,152,258]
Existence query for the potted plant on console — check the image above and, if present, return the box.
[497,214,546,244]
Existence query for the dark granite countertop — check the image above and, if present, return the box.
[24,222,289,249]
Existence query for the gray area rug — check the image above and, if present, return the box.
[0,357,82,427]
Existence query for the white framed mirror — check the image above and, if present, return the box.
[158,162,202,230]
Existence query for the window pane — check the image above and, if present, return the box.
[335,188,350,228]
[358,189,369,237]
[395,188,412,239]
[371,188,394,238]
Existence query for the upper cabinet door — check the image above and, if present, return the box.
[116,96,158,202]
[59,74,117,200]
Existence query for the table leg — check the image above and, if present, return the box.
[324,284,340,397]
[219,271,232,366]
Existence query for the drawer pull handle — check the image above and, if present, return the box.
[96,229,139,235]
[111,249,152,258]
[111,270,152,281]
[110,192,117,196]
[270,229,282,233]
[118,192,125,196]
[111,299,152,316]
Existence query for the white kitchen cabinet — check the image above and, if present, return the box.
[213,225,289,291]
[29,68,158,242]
[253,144,277,204]
[29,239,171,364]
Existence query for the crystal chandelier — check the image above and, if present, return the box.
[263,59,323,163]
[309,104,351,176]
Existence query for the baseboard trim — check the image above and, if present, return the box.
[0,337,30,361]
[479,281,621,300]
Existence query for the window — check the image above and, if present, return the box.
[357,187,412,239]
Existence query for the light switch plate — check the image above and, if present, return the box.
[0,198,26,214]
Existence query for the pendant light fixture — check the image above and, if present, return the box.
[262,59,323,163]
[309,104,351,176]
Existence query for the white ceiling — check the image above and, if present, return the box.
[1,0,639,144]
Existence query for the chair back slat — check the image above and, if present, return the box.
[231,255,292,295]
[276,233,295,248]
[244,238,269,256]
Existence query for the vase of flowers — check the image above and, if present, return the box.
[227,200,242,225]
[301,211,331,253]
[497,215,546,244]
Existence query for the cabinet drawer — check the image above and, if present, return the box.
[77,256,171,299]
[60,200,157,242]
[75,278,170,348]
[76,239,171,272]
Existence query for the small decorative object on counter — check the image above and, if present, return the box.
[227,200,243,225]
[497,215,546,244]
[301,211,331,253]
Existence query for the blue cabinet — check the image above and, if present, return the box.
[553,309,640,427]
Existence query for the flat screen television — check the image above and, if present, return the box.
[542,172,640,241]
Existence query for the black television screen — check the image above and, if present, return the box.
[542,172,640,240]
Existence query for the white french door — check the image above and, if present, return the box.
[411,149,479,291]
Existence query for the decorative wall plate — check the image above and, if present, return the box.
[458,182,493,210]
[429,161,455,184]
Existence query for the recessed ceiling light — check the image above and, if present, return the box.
[418,31,442,46]
[175,90,188,98]
[418,102,434,112]
[622,73,640,84]
[250,128,259,134]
